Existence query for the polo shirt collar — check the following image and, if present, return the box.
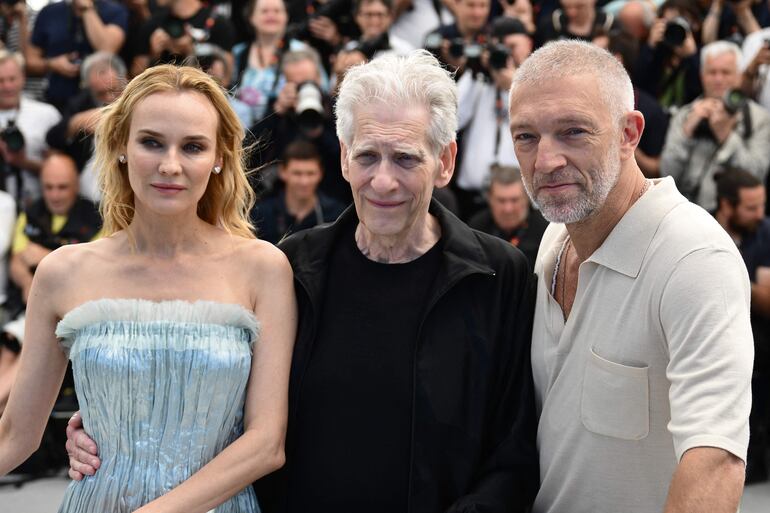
[588,177,687,278]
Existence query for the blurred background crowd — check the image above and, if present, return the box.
[0,0,770,489]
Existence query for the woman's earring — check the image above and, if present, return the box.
[213,166,222,175]
[118,154,126,164]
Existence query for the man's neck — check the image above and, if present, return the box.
[0,99,21,112]
[567,166,648,261]
[355,214,441,264]
[284,192,317,220]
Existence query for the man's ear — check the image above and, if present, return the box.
[620,110,644,161]
[340,141,350,183]
[434,141,457,188]
[718,197,734,217]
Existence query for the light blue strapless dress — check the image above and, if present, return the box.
[54,299,261,513]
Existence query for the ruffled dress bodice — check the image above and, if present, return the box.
[55,299,261,513]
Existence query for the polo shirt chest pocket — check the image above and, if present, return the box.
[581,348,650,440]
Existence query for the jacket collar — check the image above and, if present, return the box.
[286,197,496,302]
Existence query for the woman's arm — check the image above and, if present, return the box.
[0,250,70,475]
[135,243,297,513]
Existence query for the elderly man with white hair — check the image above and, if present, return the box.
[509,39,752,513]
[661,40,770,211]
[66,50,539,513]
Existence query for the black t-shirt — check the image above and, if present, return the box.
[289,226,442,512]
[135,5,235,63]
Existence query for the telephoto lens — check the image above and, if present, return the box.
[662,16,690,48]
[1,120,25,152]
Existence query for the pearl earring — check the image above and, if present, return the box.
[118,154,126,164]
[213,166,222,175]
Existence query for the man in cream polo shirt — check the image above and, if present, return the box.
[509,40,753,513]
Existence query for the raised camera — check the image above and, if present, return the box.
[663,17,690,48]
[1,120,24,152]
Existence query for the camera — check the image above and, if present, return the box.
[1,120,24,152]
[693,88,748,139]
[295,81,325,134]
[343,33,390,61]
[488,43,511,70]
[162,18,186,40]
[722,88,747,115]
[662,17,690,48]
[286,0,353,42]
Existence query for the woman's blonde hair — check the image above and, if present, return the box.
[94,64,255,239]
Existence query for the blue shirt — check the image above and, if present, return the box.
[31,0,128,104]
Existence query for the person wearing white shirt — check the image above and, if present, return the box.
[0,49,61,206]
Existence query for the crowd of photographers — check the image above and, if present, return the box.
[1,0,770,484]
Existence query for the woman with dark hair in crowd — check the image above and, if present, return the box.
[231,0,307,127]
[0,64,296,512]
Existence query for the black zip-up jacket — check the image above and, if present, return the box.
[255,199,539,513]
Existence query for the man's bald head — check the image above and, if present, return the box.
[41,154,80,215]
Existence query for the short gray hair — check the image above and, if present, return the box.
[282,48,323,76]
[80,51,127,88]
[510,40,634,125]
[335,50,458,155]
[0,49,24,71]
[700,40,742,71]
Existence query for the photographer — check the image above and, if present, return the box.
[0,50,61,206]
[46,52,127,202]
[635,0,702,109]
[25,0,128,111]
[424,0,491,74]
[609,29,670,177]
[467,164,546,269]
[387,0,454,50]
[131,0,235,76]
[661,40,770,211]
[349,0,414,57]
[250,48,348,203]
[535,0,616,47]
[453,16,532,217]
[251,140,345,243]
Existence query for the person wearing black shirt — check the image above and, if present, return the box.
[252,140,345,243]
[468,164,547,269]
[256,51,538,513]
[715,169,770,483]
[131,0,235,75]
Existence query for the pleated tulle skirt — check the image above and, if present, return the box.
[54,299,262,513]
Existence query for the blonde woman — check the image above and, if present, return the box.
[0,64,296,513]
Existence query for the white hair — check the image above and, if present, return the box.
[0,49,24,71]
[80,51,127,88]
[700,40,742,71]
[510,39,635,126]
[335,50,458,155]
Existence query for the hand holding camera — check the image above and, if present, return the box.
[685,90,745,142]
[275,82,298,115]
[151,22,194,58]
[0,120,27,168]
